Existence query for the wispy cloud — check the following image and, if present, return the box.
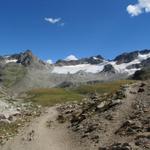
[127,0,150,16]
[44,17,61,24]
[44,17,65,26]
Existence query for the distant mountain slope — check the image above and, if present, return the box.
[53,49,150,75]
[55,55,104,66]
[0,50,53,93]
[0,49,150,94]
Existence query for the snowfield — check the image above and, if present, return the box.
[52,53,150,75]
[52,62,108,74]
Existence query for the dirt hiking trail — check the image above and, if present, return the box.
[1,107,84,150]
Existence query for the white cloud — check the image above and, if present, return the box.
[127,0,150,16]
[44,17,61,24]
[127,4,142,16]
[47,59,53,64]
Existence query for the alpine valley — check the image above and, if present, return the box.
[0,49,150,150]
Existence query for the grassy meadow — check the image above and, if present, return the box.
[27,80,135,106]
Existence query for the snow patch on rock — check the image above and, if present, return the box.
[5,59,17,64]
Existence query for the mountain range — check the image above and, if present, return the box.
[0,49,150,93]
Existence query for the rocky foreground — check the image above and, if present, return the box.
[0,81,149,150]
[57,81,150,150]
[0,87,42,145]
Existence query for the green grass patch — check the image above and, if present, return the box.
[27,80,135,107]
[27,88,83,106]
[73,80,135,95]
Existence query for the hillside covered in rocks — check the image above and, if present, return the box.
[57,81,150,150]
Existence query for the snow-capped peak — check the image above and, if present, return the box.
[47,59,53,64]
[93,56,99,60]
[64,55,78,61]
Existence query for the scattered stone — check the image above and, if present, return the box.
[135,135,150,149]
[57,115,66,123]
[138,88,145,93]
[46,120,53,128]
[140,83,146,87]
[99,143,132,150]
[27,130,35,141]
[115,120,143,136]
[0,114,6,120]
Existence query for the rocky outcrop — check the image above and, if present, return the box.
[132,68,150,80]
[0,50,46,67]
[57,86,126,145]
[57,81,150,150]
[16,50,36,66]
[101,64,116,73]
[114,51,139,64]
[141,57,150,68]
[114,49,150,65]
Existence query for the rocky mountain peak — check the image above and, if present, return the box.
[65,55,78,61]
[114,49,150,65]
[139,49,150,55]
[55,55,104,66]
[114,51,139,64]
[16,50,36,66]
[0,50,46,68]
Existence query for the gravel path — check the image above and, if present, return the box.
[1,107,84,150]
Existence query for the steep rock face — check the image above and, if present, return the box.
[139,49,150,54]
[55,55,104,66]
[101,64,116,74]
[132,68,150,80]
[0,50,46,67]
[114,51,139,64]
[16,50,37,66]
[114,49,150,65]
[141,57,150,68]
[126,64,141,70]
[127,57,150,70]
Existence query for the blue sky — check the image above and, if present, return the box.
[0,0,150,62]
